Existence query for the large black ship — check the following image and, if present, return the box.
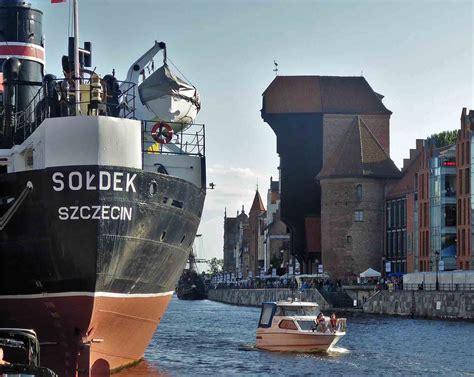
[0,1,206,375]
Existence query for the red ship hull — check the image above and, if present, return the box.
[0,292,173,376]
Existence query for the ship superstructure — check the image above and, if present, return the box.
[0,1,206,375]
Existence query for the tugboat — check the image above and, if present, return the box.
[256,301,347,352]
[176,250,208,300]
[0,0,205,375]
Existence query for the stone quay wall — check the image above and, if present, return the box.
[363,290,474,320]
[208,288,331,309]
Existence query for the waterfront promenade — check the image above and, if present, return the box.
[208,287,331,309]
[208,287,474,320]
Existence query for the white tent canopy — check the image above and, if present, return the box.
[359,268,381,278]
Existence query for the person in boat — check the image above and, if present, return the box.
[0,347,9,365]
[330,313,338,332]
[317,313,327,332]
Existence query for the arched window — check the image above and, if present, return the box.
[356,184,362,199]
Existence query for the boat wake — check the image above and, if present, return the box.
[238,343,259,351]
[328,346,351,354]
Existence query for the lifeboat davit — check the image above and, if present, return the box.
[121,41,201,134]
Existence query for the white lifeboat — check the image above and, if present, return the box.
[137,63,200,131]
[121,41,201,134]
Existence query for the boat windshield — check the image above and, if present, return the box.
[258,303,276,328]
[275,306,320,317]
[297,320,317,331]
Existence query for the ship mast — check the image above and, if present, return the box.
[73,0,80,114]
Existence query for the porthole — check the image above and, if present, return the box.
[149,180,158,196]
[171,199,184,209]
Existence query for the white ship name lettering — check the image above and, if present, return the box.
[52,171,137,193]
[58,205,133,221]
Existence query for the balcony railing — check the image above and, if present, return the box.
[403,283,474,291]
[142,121,205,157]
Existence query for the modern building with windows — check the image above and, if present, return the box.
[418,139,458,272]
[429,145,457,271]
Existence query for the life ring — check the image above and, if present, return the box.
[151,122,173,144]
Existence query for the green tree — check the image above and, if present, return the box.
[208,257,224,274]
[426,130,458,148]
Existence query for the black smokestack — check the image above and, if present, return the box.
[0,0,44,113]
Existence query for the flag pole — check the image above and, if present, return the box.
[73,0,80,114]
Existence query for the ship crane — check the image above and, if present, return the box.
[119,41,166,94]
[120,41,201,155]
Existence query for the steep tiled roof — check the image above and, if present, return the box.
[318,117,400,179]
[262,76,391,115]
[250,190,265,213]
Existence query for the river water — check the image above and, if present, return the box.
[118,296,474,376]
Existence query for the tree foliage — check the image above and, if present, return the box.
[426,130,458,148]
[208,257,224,274]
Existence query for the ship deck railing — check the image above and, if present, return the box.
[142,120,205,157]
[8,77,137,143]
[5,78,205,157]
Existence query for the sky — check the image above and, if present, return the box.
[32,0,473,266]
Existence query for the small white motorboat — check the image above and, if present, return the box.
[255,300,346,352]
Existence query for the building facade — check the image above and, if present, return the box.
[384,139,422,275]
[223,95,473,281]
[248,190,266,278]
[222,207,249,278]
[456,108,474,270]
[223,212,237,273]
[318,117,400,281]
[430,145,457,271]
[261,76,392,274]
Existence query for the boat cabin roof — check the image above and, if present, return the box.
[258,301,320,328]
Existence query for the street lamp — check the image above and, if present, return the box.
[434,250,440,291]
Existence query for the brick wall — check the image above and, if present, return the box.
[418,147,430,272]
[456,109,472,270]
[321,178,385,281]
